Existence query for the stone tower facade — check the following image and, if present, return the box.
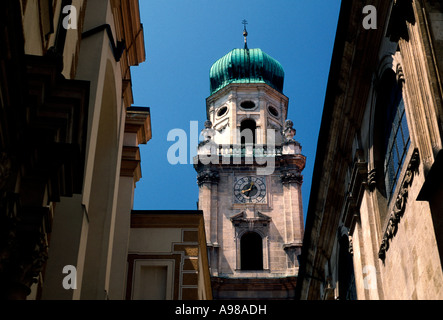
[194,42,306,299]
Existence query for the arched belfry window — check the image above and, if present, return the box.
[240,119,256,146]
[382,72,410,200]
[240,232,263,270]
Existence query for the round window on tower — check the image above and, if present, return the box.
[216,106,228,118]
[268,105,279,117]
[240,100,256,110]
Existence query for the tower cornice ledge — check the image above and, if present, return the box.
[278,154,307,171]
[280,169,304,185]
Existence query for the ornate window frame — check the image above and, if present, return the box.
[378,147,419,261]
[368,51,419,261]
[239,100,257,111]
[230,211,271,271]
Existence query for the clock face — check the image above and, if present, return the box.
[234,176,267,204]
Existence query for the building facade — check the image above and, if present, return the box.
[296,0,443,300]
[126,210,212,300]
[0,0,149,299]
[194,32,306,299]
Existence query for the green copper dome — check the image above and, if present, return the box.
[209,48,285,95]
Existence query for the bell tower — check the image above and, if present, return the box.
[194,25,305,299]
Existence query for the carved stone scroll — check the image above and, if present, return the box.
[196,169,220,186]
[378,148,419,261]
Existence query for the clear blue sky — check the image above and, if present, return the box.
[132,0,342,221]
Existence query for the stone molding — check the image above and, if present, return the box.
[124,106,152,145]
[196,169,220,186]
[230,211,272,230]
[280,169,303,185]
[367,168,377,191]
[378,148,420,261]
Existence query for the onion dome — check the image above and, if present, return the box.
[209,48,285,95]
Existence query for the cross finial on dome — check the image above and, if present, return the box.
[242,19,248,49]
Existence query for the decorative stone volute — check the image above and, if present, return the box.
[196,169,220,186]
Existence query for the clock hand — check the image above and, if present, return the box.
[248,182,255,196]
[248,184,257,196]
[241,182,255,194]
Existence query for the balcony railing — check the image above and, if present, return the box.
[197,142,301,157]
